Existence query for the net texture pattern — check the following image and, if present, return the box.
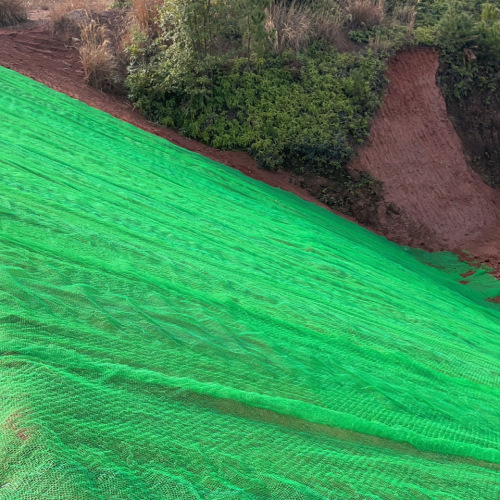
[1,67,500,499]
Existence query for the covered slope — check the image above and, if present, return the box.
[1,66,500,499]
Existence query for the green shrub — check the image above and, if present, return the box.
[413,25,437,45]
[436,1,500,99]
[127,45,385,178]
[477,3,500,62]
[437,4,475,54]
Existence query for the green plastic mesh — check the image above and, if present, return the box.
[1,65,500,499]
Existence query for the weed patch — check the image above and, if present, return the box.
[79,20,118,91]
[0,0,27,26]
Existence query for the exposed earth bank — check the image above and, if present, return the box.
[445,89,500,189]
[350,48,500,265]
[1,25,499,273]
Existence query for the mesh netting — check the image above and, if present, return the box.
[1,66,500,499]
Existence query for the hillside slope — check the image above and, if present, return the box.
[2,25,500,276]
[1,66,500,498]
[0,26,327,211]
[350,49,500,258]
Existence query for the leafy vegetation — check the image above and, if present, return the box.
[125,0,388,214]
[122,0,499,212]
[435,1,500,99]
[128,46,385,175]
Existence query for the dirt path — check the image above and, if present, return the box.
[350,48,500,273]
[1,26,499,273]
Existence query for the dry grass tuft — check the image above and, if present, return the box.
[132,0,161,33]
[393,2,416,34]
[49,0,111,41]
[265,0,312,55]
[99,9,133,89]
[311,4,347,45]
[368,32,392,51]
[79,20,117,91]
[349,0,385,29]
[0,0,27,26]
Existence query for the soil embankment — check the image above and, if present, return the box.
[0,26,499,271]
[350,49,500,269]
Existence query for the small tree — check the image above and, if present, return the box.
[238,0,270,62]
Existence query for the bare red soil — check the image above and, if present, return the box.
[1,26,499,273]
[350,49,500,274]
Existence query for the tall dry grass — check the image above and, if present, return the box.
[79,20,117,90]
[265,0,312,54]
[0,0,27,26]
[132,0,161,32]
[265,0,352,53]
[393,2,416,35]
[311,0,348,45]
[349,0,385,29]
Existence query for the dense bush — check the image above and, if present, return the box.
[128,45,385,177]
[435,1,500,99]
[124,0,499,214]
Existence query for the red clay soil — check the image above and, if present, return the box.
[350,48,500,273]
[1,26,499,272]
